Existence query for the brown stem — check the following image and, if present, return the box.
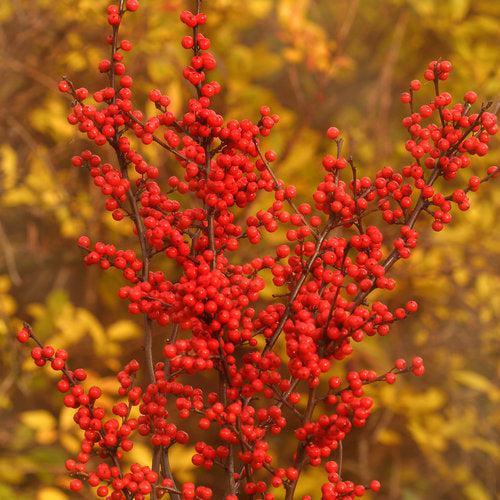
[321,244,351,340]
[205,147,217,270]
[346,105,490,316]
[150,447,162,500]
[433,63,445,128]
[106,7,166,495]
[254,140,319,238]
[24,324,76,385]
[218,345,236,495]
[109,0,125,97]
[284,386,318,499]
[348,157,363,233]
[236,418,254,499]
[263,218,336,354]
[158,448,181,500]
[114,152,155,385]
[444,171,497,200]
[125,111,189,163]
[23,325,134,497]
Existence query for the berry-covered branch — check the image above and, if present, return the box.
[16,1,498,499]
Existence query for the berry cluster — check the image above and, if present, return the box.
[17,1,497,499]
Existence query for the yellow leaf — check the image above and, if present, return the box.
[408,417,447,452]
[377,428,401,446]
[78,309,106,346]
[0,275,12,293]
[0,294,16,316]
[21,410,57,444]
[0,144,17,190]
[169,445,196,483]
[0,0,13,23]
[37,487,68,500]
[1,186,36,206]
[464,481,490,500]
[248,0,272,17]
[65,50,88,72]
[61,212,84,238]
[30,99,74,140]
[167,80,185,117]
[108,320,141,342]
[102,341,122,370]
[59,407,81,453]
[21,410,56,430]
[127,442,151,467]
[283,47,302,64]
[404,388,446,413]
[51,306,105,348]
[60,433,80,454]
[453,370,500,401]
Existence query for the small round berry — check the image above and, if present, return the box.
[70,479,83,492]
[405,300,418,313]
[412,356,424,368]
[96,485,109,497]
[58,80,70,93]
[265,150,277,162]
[120,39,133,51]
[126,0,139,12]
[17,328,30,343]
[440,60,453,73]
[51,358,65,370]
[78,236,91,248]
[395,359,407,370]
[464,91,477,104]
[89,386,102,399]
[400,92,411,104]
[410,79,421,91]
[326,127,340,139]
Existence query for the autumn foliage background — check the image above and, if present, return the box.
[0,0,499,498]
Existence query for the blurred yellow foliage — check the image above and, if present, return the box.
[0,0,499,499]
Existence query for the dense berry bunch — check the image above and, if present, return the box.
[17,1,498,499]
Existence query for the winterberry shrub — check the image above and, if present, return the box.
[16,1,498,499]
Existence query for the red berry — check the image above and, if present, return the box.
[126,0,139,11]
[265,150,277,162]
[78,235,91,248]
[410,79,421,91]
[70,479,83,491]
[16,328,30,343]
[405,300,418,313]
[58,80,70,93]
[400,92,411,104]
[326,127,340,139]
